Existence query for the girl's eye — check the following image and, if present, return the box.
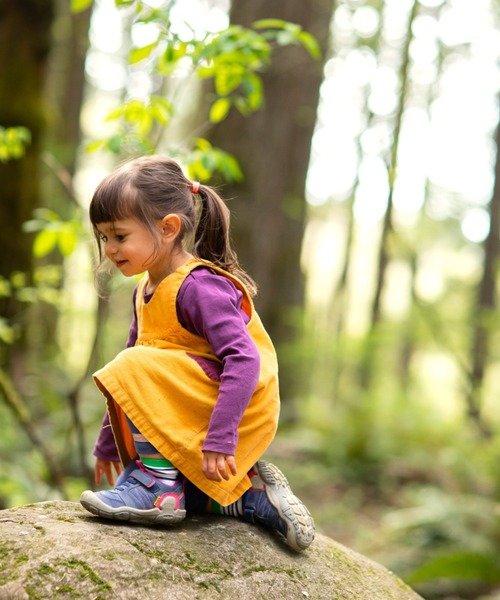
[99,234,108,243]
[115,235,125,242]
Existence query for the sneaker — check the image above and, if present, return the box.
[80,461,186,525]
[243,460,315,551]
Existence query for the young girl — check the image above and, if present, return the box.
[80,155,314,551]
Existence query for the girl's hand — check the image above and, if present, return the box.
[95,458,123,486]
[202,451,237,482]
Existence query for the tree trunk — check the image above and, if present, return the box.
[0,0,55,372]
[359,0,418,389]
[465,101,500,436]
[45,0,91,176]
[40,1,93,480]
[210,0,334,403]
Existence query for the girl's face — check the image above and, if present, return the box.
[96,218,162,277]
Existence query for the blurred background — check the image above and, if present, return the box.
[0,0,499,598]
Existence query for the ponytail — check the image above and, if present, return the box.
[194,186,257,296]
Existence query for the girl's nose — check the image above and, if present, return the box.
[105,242,118,256]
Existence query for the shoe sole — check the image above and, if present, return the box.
[254,460,315,551]
[80,491,186,525]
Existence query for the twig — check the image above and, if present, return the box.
[0,368,67,497]
[67,278,111,486]
[41,151,80,207]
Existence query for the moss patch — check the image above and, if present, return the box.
[0,540,30,585]
[24,558,112,600]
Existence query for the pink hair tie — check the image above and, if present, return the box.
[191,181,200,194]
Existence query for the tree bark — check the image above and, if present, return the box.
[0,0,55,370]
[465,100,500,436]
[45,0,91,176]
[359,0,418,389]
[209,0,334,402]
[41,1,93,478]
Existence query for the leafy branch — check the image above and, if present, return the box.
[75,0,319,180]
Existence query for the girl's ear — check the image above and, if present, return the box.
[160,214,182,241]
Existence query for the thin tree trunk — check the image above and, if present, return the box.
[0,368,67,496]
[465,100,500,437]
[68,281,111,486]
[46,0,91,175]
[359,0,419,389]
[42,0,93,479]
[398,0,445,389]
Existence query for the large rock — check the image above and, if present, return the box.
[0,502,421,599]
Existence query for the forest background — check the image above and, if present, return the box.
[0,0,499,598]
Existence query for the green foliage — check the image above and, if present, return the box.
[0,127,31,162]
[0,266,63,345]
[408,552,500,586]
[23,208,83,258]
[71,0,93,12]
[185,138,243,183]
[383,485,500,596]
[80,0,319,181]
[253,18,321,58]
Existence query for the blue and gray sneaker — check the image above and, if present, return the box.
[80,461,186,525]
[243,460,315,551]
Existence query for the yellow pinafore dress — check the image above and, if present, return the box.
[93,259,280,505]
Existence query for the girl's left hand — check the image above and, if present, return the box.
[202,451,237,481]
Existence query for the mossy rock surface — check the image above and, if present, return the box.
[0,501,421,599]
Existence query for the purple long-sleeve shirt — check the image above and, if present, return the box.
[93,266,260,461]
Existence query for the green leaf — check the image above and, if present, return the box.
[0,278,11,298]
[115,0,135,7]
[218,153,243,182]
[252,19,289,30]
[57,228,78,257]
[32,208,60,222]
[10,272,27,289]
[22,219,45,233]
[85,139,107,154]
[33,230,57,258]
[0,126,31,162]
[150,96,173,125]
[297,31,321,59]
[129,41,158,64]
[242,73,263,111]
[214,67,245,97]
[0,318,15,344]
[209,98,231,123]
[185,145,243,183]
[195,138,212,151]
[71,0,93,12]
[106,134,123,154]
[408,552,500,585]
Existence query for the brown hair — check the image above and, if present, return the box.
[89,155,257,295]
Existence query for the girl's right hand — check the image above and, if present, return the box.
[202,451,237,481]
[95,458,123,486]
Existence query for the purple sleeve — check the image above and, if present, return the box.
[92,288,138,462]
[176,269,260,455]
[92,412,120,462]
